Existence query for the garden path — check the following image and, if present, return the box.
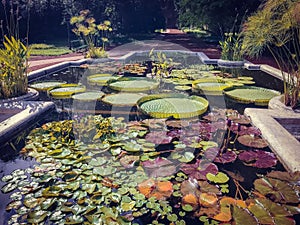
[28,29,278,71]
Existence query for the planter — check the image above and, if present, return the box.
[217,59,245,68]
[268,95,300,114]
[0,88,39,104]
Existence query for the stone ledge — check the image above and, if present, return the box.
[0,101,55,145]
[244,108,300,173]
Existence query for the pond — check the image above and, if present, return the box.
[1,51,299,225]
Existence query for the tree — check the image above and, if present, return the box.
[176,0,261,35]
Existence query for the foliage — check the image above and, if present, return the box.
[242,0,300,109]
[219,32,243,61]
[1,110,300,224]
[0,36,30,99]
[149,50,174,78]
[70,9,112,58]
[29,44,72,56]
[176,0,260,35]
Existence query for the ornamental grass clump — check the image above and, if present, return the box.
[0,36,30,99]
[0,0,31,99]
[242,0,300,109]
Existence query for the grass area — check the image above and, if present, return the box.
[29,43,72,56]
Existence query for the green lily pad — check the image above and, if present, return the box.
[206,172,229,183]
[192,78,233,95]
[48,84,86,99]
[30,81,66,91]
[1,182,18,193]
[138,93,209,119]
[27,210,48,223]
[224,86,280,106]
[108,77,159,92]
[87,73,117,86]
[72,91,104,101]
[102,93,146,106]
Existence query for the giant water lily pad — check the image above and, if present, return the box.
[108,77,159,92]
[72,91,104,101]
[192,78,233,95]
[138,93,209,119]
[48,84,86,99]
[30,81,66,91]
[102,93,146,106]
[224,86,280,106]
[87,74,117,86]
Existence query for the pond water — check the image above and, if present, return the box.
[1,53,299,225]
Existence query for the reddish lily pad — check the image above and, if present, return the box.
[237,135,268,148]
[120,155,140,168]
[180,179,201,196]
[204,148,237,164]
[138,178,173,200]
[181,160,218,180]
[214,151,237,164]
[231,125,262,136]
[142,157,176,177]
[145,131,173,145]
[238,150,277,168]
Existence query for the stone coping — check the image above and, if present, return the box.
[0,101,55,145]
[244,108,300,173]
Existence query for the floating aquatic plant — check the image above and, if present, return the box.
[138,93,209,119]
[48,84,86,99]
[102,93,146,106]
[29,81,66,91]
[108,77,159,92]
[224,86,281,106]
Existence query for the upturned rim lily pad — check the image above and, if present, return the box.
[87,73,117,86]
[137,93,209,119]
[102,93,146,106]
[192,78,233,95]
[48,84,86,99]
[108,77,159,92]
[224,86,280,106]
[72,91,105,101]
[29,81,67,91]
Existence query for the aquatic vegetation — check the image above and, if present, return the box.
[138,93,209,118]
[224,86,281,106]
[1,110,299,224]
[102,93,146,106]
[108,77,160,92]
[30,81,67,91]
[48,84,86,99]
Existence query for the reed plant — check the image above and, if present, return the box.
[242,0,300,109]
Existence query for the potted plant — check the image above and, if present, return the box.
[242,0,300,109]
[218,32,245,67]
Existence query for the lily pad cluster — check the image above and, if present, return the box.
[1,110,299,225]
